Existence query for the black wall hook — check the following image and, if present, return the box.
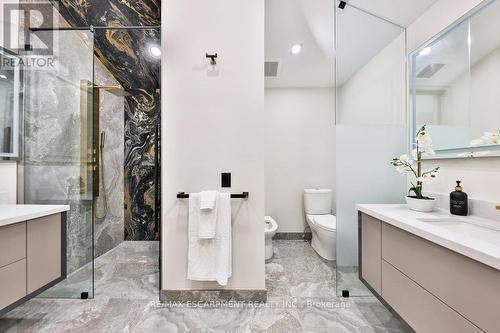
[206,53,218,65]
[338,1,347,9]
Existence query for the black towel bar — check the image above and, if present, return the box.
[176,192,249,199]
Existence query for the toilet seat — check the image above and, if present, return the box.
[308,214,336,232]
[265,216,278,232]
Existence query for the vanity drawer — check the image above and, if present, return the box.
[27,214,61,294]
[382,223,500,332]
[0,222,26,268]
[0,259,27,310]
[382,260,481,333]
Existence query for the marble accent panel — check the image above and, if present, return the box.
[93,26,161,241]
[123,89,160,241]
[51,1,162,240]
[53,0,160,27]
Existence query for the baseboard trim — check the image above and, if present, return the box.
[160,289,267,303]
[274,232,311,241]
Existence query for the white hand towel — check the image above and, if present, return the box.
[188,193,232,286]
[200,190,218,210]
[197,191,218,239]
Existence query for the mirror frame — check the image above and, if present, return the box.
[0,47,21,160]
[408,0,500,159]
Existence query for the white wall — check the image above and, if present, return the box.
[337,33,406,126]
[265,88,335,233]
[161,0,265,290]
[408,0,500,203]
[438,46,500,139]
[470,47,500,138]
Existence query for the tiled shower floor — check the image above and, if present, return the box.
[0,240,410,332]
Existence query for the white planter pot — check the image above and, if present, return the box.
[405,196,436,213]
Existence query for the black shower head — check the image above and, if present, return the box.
[338,1,347,9]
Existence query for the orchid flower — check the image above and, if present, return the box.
[390,125,440,199]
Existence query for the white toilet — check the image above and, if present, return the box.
[304,189,336,261]
[264,216,278,260]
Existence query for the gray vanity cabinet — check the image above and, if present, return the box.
[0,222,27,310]
[0,213,66,316]
[360,214,382,294]
[359,212,500,333]
[27,214,63,293]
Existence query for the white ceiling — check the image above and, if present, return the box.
[265,0,440,88]
[265,0,334,88]
[347,0,439,27]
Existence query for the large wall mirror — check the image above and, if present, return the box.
[0,48,21,159]
[410,0,500,158]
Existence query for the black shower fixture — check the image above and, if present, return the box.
[338,1,347,9]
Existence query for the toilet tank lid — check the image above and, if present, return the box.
[304,189,332,194]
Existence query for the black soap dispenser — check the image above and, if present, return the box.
[450,181,468,216]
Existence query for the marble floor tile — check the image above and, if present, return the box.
[0,240,411,333]
[337,266,371,296]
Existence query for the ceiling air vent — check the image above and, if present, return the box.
[417,63,445,78]
[265,60,280,78]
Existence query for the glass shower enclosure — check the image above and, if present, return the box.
[19,25,161,299]
[21,28,96,299]
[335,2,407,296]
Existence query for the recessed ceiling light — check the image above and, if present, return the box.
[150,45,161,58]
[290,44,302,55]
[419,47,431,56]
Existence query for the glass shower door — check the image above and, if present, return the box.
[22,29,95,298]
[335,2,407,296]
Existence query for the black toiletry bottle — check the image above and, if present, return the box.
[450,181,468,216]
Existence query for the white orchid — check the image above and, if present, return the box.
[469,138,485,146]
[470,130,500,146]
[416,129,435,155]
[417,168,439,183]
[482,131,500,145]
[392,154,415,173]
[391,125,440,199]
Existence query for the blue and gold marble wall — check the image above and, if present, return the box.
[53,0,161,240]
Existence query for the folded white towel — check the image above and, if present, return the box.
[198,191,218,239]
[200,190,218,210]
[198,203,218,239]
[188,193,232,286]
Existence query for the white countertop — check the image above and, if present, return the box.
[0,204,70,227]
[357,204,500,271]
